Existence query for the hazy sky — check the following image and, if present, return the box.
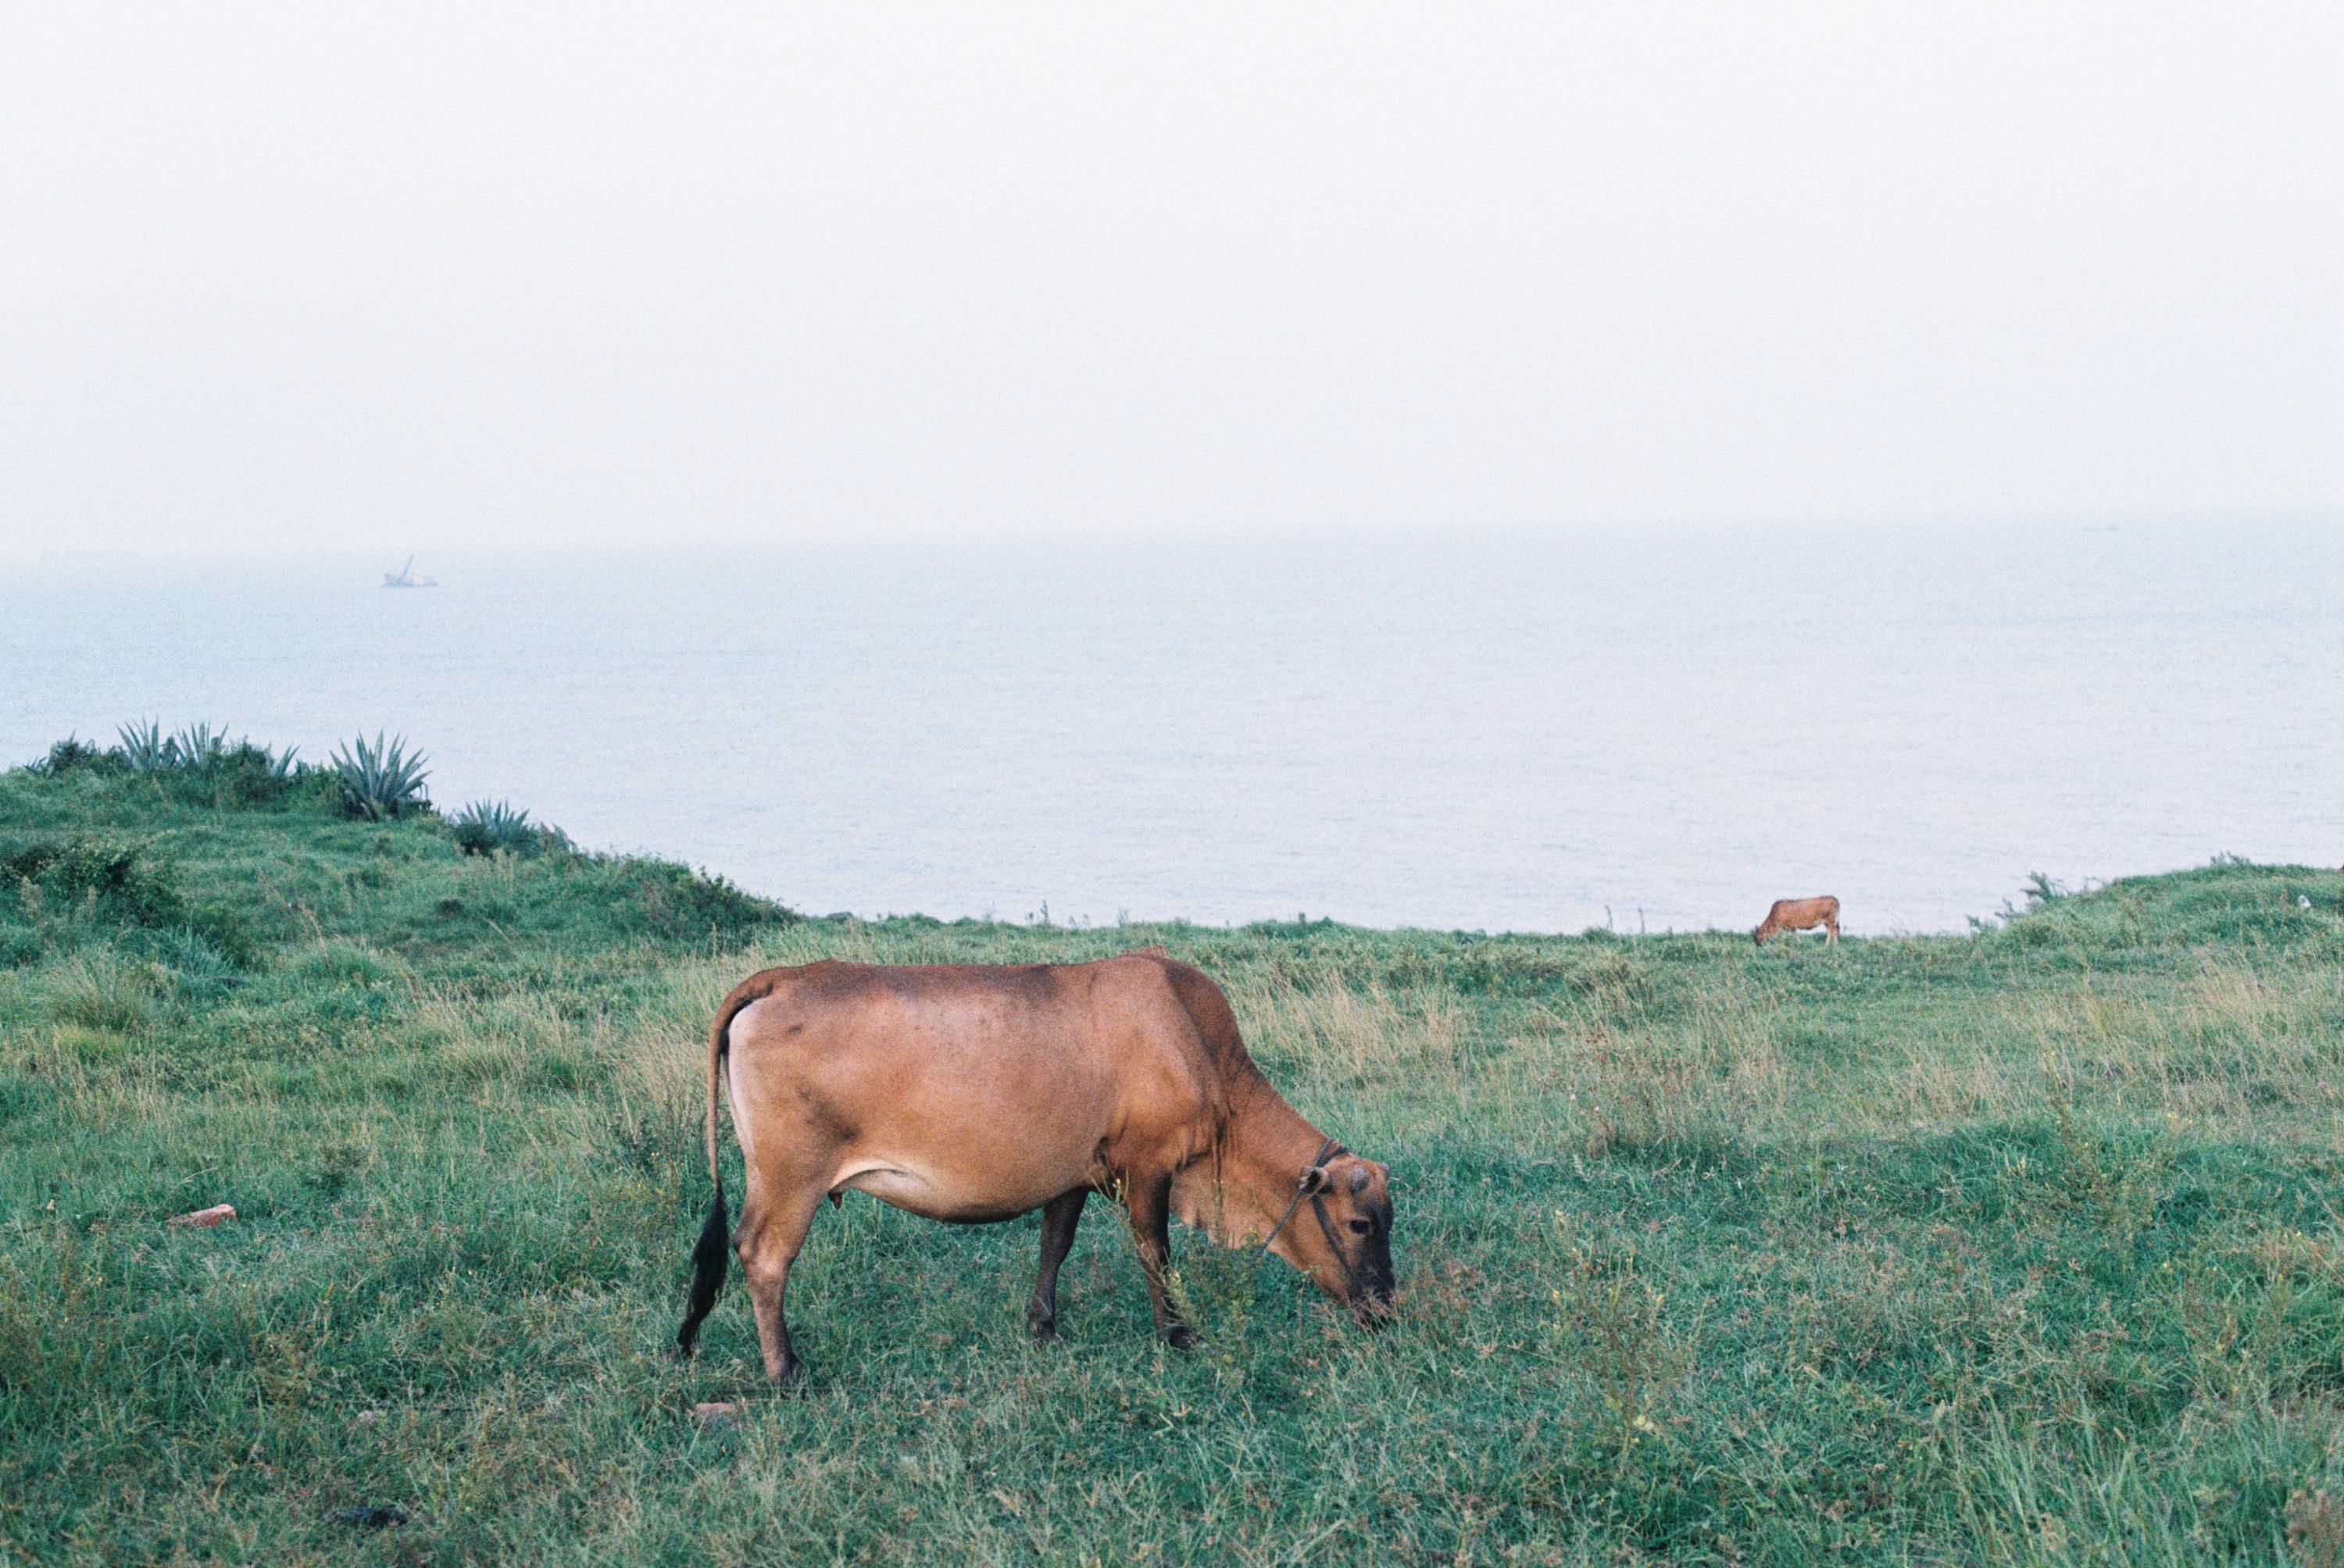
[2,3,2337,559]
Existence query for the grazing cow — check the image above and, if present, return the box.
[1753,895,1841,945]
[674,952,1395,1382]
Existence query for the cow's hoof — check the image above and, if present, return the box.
[1027,1314,1057,1343]
[1165,1326,1200,1351]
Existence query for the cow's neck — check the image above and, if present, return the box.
[1194,1073,1335,1247]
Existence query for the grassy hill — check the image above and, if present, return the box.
[2,745,2341,1565]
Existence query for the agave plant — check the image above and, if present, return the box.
[170,722,230,770]
[115,719,176,773]
[249,741,302,778]
[328,732,431,821]
[450,798,538,857]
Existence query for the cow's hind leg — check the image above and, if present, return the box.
[737,1180,826,1384]
[1027,1188,1088,1341]
[1120,1175,1198,1350]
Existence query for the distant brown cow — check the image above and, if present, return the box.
[674,952,1396,1383]
[1753,895,1840,945]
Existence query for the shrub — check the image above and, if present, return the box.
[0,834,256,967]
[196,741,302,809]
[86,720,304,809]
[27,737,120,778]
[2,835,185,927]
[598,856,795,943]
[452,799,546,857]
[2021,870,2067,908]
[328,733,431,820]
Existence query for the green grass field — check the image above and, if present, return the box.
[3,751,2342,1565]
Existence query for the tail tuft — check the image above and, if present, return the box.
[678,970,780,1358]
[675,1186,730,1357]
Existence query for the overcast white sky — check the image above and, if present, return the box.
[2,3,2337,559]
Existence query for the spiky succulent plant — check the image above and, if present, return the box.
[328,732,431,820]
[115,719,174,773]
[450,798,539,856]
[170,722,229,769]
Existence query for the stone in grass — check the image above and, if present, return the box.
[168,1205,236,1228]
[692,1402,743,1427]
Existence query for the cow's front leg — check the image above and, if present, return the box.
[1027,1188,1088,1341]
[1120,1174,1197,1349]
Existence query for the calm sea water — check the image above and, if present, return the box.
[4,519,2336,934]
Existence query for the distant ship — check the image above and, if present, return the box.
[382,555,439,588]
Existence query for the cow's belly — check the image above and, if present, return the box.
[805,1020,1127,1220]
[833,1152,1088,1223]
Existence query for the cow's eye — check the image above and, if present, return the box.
[1348,1219,1372,1234]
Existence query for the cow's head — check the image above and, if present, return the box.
[1285,1150,1395,1322]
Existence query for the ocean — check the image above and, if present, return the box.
[5,516,2335,934]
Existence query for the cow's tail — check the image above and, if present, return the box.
[676,977,766,1356]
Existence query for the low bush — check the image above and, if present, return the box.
[2,834,186,927]
[24,737,121,779]
[0,834,257,968]
[76,720,307,809]
[592,855,795,943]
[451,798,563,858]
[195,741,302,809]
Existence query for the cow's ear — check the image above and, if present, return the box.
[1299,1164,1334,1195]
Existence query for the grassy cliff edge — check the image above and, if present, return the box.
[2,753,2341,1564]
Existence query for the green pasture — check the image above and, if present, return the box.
[2,750,2340,1564]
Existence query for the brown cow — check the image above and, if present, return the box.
[674,952,1395,1381]
[1753,895,1841,945]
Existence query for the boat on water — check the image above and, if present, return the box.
[382,555,439,588]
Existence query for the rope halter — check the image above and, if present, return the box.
[1259,1136,1367,1298]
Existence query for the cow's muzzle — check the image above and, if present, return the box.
[1349,1254,1397,1326]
